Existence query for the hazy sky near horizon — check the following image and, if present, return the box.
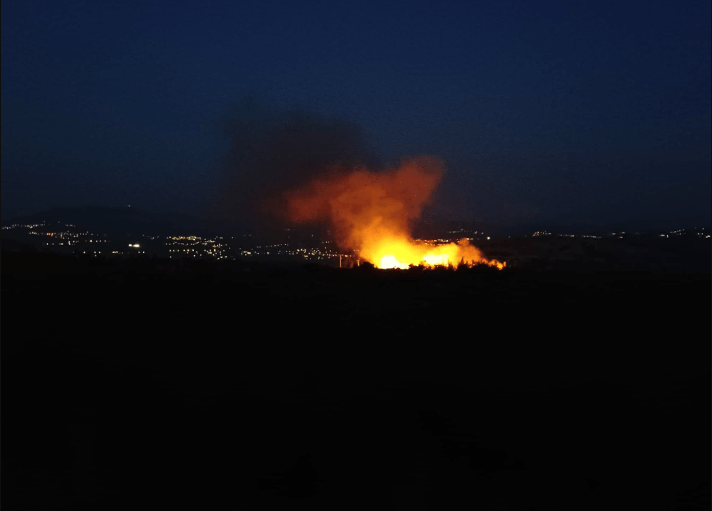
[2,0,710,229]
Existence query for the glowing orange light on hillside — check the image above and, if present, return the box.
[281,156,505,270]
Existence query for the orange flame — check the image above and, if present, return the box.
[282,156,505,269]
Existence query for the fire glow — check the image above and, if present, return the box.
[283,156,505,270]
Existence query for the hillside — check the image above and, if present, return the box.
[3,254,710,510]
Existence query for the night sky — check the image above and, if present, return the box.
[2,0,710,231]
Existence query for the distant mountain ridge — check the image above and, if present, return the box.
[5,206,708,240]
[3,206,212,236]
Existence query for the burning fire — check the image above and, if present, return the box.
[282,156,505,270]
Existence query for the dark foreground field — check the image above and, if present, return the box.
[3,252,710,510]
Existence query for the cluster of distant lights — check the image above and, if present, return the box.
[166,235,229,259]
[16,224,110,246]
[666,228,709,238]
[239,242,342,260]
[2,223,709,261]
[241,251,336,260]
[446,229,488,238]
[414,237,491,243]
[531,229,710,239]
[2,223,48,230]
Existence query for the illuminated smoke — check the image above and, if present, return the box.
[282,156,504,269]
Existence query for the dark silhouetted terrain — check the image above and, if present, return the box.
[3,252,710,510]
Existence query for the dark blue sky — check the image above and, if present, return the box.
[2,0,710,230]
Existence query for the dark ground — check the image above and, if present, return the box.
[2,252,710,510]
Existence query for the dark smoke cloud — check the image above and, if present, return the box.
[213,99,382,237]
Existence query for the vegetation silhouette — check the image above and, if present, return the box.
[3,250,709,510]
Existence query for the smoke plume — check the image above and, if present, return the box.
[215,99,381,237]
